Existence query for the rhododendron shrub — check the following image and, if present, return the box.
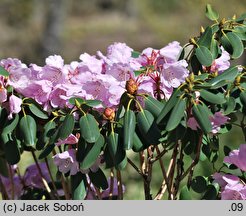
[0,5,246,200]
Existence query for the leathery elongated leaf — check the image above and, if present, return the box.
[123,110,136,150]
[205,4,219,21]
[2,114,19,135]
[157,88,180,124]
[57,114,75,140]
[29,103,48,119]
[200,89,226,104]
[144,95,164,118]
[198,26,212,48]
[208,66,239,86]
[106,131,126,169]
[71,172,87,200]
[80,135,104,170]
[192,104,212,134]
[137,110,161,145]
[19,115,37,147]
[195,46,213,66]
[79,114,100,143]
[132,132,145,152]
[166,97,187,131]
[0,65,9,77]
[88,168,108,190]
[4,136,20,165]
[221,32,244,59]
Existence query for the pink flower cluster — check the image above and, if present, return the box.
[0,42,190,112]
[214,144,246,200]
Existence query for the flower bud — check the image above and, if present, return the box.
[126,78,138,95]
[103,107,115,121]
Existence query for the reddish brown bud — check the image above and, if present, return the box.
[103,107,115,121]
[126,78,138,95]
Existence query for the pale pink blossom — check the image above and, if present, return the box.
[7,95,22,119]
[53,149,79,175]
[187,111,230,134]
[162,60,189,88]
[213,173,246,200]
[224,144,246,171]
[79,53,103,74]
[0,87,7,103]
[55,134,79,146]
[209,48,230,74]
[159,41,182,62]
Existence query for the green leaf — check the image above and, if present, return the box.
[85,100,102,107]
[144,95,164,118]
[80,135,104,170]
[0,65,9,77]
[57,114,75,140]
[210,37,219,59]
[198,26,212,48]
[88,168,108,190]
[195,46,213,66]
[132,132,145,152]
[223,97,236,115]
[166,98,186,131]
[192,104,212,134]
[157,88,181,124]
[69,97,85,106]
[179,185,192,200]
[71,172,87,200]
[137,110,161,145]
[240,91,246,107]
[131,51,141,58]
[79,114,100,143]
[107,131,119,158]
[202,183,219,200]
[200,89,226,104]
[221,32,244,59]
[208,66,239,86]
[38,143,55,159]
[2,114,19,135]
[233,26,246,41]
[191,55,203,73]
[4,136,20,165]
[36,120,57,150]
[19,115,37,147]
[191,176,208,193]
[205,4,219,21]
[123,110,136,150]
[29,104,48,119]
[106,131,126,169]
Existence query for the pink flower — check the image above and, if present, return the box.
[209,48,230,74]
[211,112,230,134]
[105,42,133,64]
[162,60,189,88]
[0,86,7,103]
[53,149,79,175]
[213,173,241,189]
[159,41,182,62]
[55,134,79,146]
[7,95,22,119]
[222,184,246,200]
[213,173,246,200]
[79,53,103,74]
[224,144,246,171]
[187,111,230,134]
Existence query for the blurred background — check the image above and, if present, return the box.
[0,0,246,65]
[1,0,246,199]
